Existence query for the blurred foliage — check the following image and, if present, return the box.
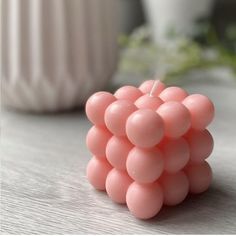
[118,22,236,82]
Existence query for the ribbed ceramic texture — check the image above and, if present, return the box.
[2,0,118,112]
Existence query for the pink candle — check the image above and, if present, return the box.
[85,79,215,219]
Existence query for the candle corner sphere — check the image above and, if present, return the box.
[85,91,116,125]
[182,94,215,130]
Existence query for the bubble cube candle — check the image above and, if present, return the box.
[86,80,215,220]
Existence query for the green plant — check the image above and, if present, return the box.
[118,24,236,83]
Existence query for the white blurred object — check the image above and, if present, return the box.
[2,0,118,112]
[143,0,214,44]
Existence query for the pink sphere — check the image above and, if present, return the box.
[161,137,190,173]
[139,80,165,96]
[157,101,191,138]
[185,129,214,163]
[85,91,116,126]
[126,147,164,183]
[160,171,189,206]
[126,182,163,219]
[135,94,163,110]
[126,109,164,148]
[114,85,143,102]
[86,126,112,157]
[185,161,212,194]
[106,136,133,170]
[106,169,133,204]
[159,86,188,102]
[86,157,112,190]
[182,94,215,130]
[105,100,137,136]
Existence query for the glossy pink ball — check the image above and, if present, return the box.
[139,80,165,96]
[185,129,214,163]
[114,85,143,102]
[126,147,164,183]
[161,137,190,173]
[85,91,116,126]
[159,86,188,102]
[86,126,112,157]
[106,136,133,170]
[134,94,163,110]
[182,94,215,130]
[105,100,137,136]
[126,182,163,219]
[157,101,191,138]
[160,171,189,206]
[106,169,133,204]
[126,109,164,148]
[185,161,212,194]
[86,157,112,190]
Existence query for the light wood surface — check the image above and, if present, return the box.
[1,72,236,234]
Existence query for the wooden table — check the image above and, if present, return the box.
[1,71,236,234]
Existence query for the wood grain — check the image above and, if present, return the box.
[1,72,236,234]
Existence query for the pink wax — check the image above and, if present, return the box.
[185,129,214,163]
[126,147,164,184]
[106,169,133,204]
[159,86,188,102]
[105,100,137,136]
[182,94,215,130]
[86,126,112,157]
[106,136,133,170]
[86,157,112,190]
[126,109,164,148]
[114,85,143,102]
[85,91,116,126]
[160,171,189,206]
[157,101,191,138]
[85,79,215,220]
[126,182,163,219]
[135,94,163,110]
[161,137,190,173]
[185,161,212,194]
[139,80,165,96]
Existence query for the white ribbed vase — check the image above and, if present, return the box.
[2,0,118,112]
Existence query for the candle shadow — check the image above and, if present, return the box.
[146,183,234,225]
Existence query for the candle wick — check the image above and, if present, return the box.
[149,80,160,97]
